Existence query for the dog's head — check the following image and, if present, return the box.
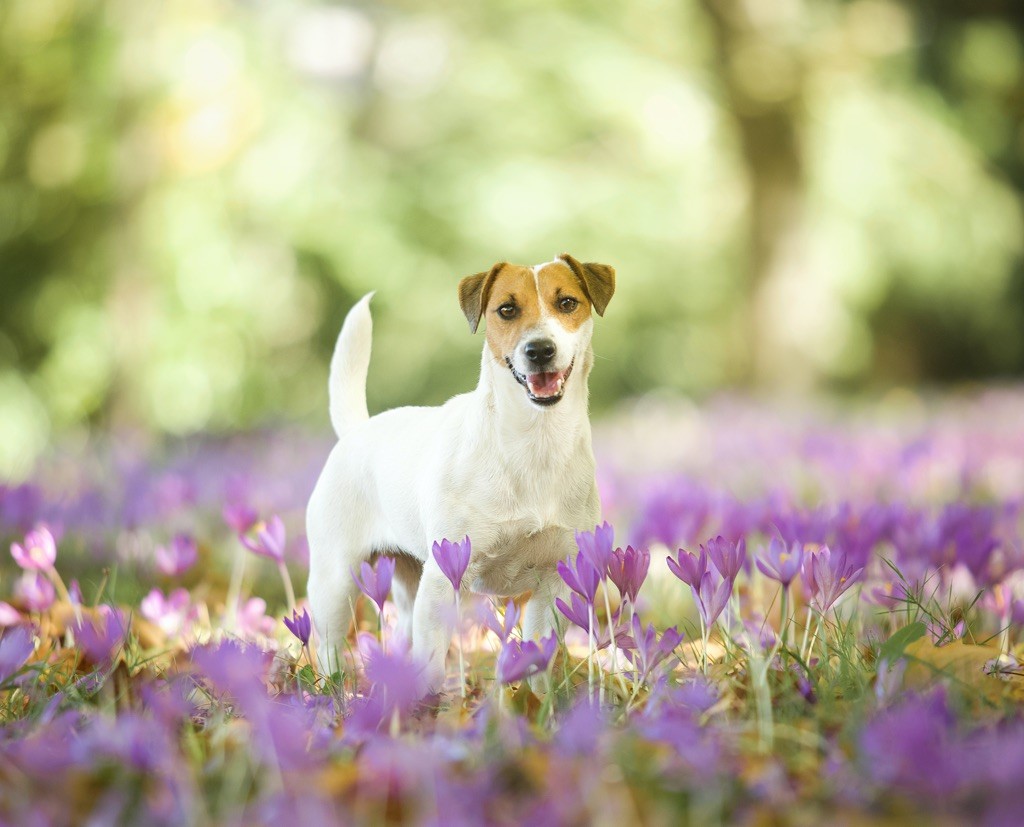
[457,254,615,407]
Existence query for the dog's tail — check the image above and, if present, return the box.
[328,293,374,438]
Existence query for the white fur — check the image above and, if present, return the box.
[306,271,602,691]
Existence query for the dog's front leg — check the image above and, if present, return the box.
[521,572,569,693]
[411,556,457,693]
[522,572,569,643]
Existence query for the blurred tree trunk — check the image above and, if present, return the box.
[699,0,818,389]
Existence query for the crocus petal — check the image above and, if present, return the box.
[576,522,615,579]
[556,593,592,631]
[432,536,472,592]
[15,572,55,612]
[0,626,34,683]
[0,603,23,626]
[10,525,57,571]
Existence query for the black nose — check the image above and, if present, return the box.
[524,339,556,366]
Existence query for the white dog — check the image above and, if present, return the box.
[305,254,615,691]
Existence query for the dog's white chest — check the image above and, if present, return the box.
[449,452,598,597]
[468,523,571,596]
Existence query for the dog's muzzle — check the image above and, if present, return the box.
[505,357,574,406]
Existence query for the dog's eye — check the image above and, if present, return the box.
[558,296,579,313]
[497,303,518,320]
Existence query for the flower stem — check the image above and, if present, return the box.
[602,585,629,697]
[587,603,596,701]
[226,546,246,631]
[626,673,645,711]
[700,616,709,675]
[799,605,813,662]
[753,653,774,752]
[779,586,790,655]
[455,591,466,699]
[47,569,81,624]
[277,560,296,614]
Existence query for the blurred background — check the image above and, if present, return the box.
[2,0,1023,480]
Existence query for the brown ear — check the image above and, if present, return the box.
[559,254,616,316]
[457,262,506,333]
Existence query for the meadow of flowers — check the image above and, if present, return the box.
[1,390,1023,825]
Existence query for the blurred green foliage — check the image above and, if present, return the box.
[1,0,1023,478]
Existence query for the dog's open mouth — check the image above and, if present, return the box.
[505,357,574,406]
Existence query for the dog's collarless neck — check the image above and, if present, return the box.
[475,350,591,445]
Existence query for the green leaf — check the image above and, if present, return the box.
[297,664,318,693]
[879,621,927,663]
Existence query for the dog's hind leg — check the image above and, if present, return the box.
[306,455,376,677]
[390,553,422,650]
[307,551,363,677]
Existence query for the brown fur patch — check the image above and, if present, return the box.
[481,262,594,362]
[558,254,616,316]
[483,265,541,363]
[536,262,592,332]
[458,262,506,334]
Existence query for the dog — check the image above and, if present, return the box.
[305,254,615,691]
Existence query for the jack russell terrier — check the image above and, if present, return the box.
[305,254,615,691]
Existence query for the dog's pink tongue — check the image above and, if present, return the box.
[527,370,563,398]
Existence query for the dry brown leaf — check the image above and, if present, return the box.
[902,639,1024,704]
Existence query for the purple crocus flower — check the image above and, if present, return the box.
[140,588,196,638]
[0,626,34,683]
[554,699,607,757]
[76,608,128,666]
[859,690,960,799]
[756,537,805,587]
[672,676,720,714]
[575,522,615,579]
[15,572,55,612]
[480,599,521,642]
[138,676,198,728]
[432,536,472,591]
[864,579,912,609]
[284,607,312,646]
[191,639,272,708]
[496,634,557,684]
[240,516,286,562]
[556,592,630,650]
[0,602,21,626]
[621,614,684,685]
[556,591,593,633]
[364,635,427,710]
[235,597,276,639]
[347,635,428,734]
[695,569,733,628]
[557,551,600,603]
[666,545,709,590]
[607,545,650,604]
[10,524,56,571]
[705,535,747,581]
[223,501,259,535]
[154,534,198,576]
[352,557,395,612]
[803,545,864,613]
[668,545,734,628]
